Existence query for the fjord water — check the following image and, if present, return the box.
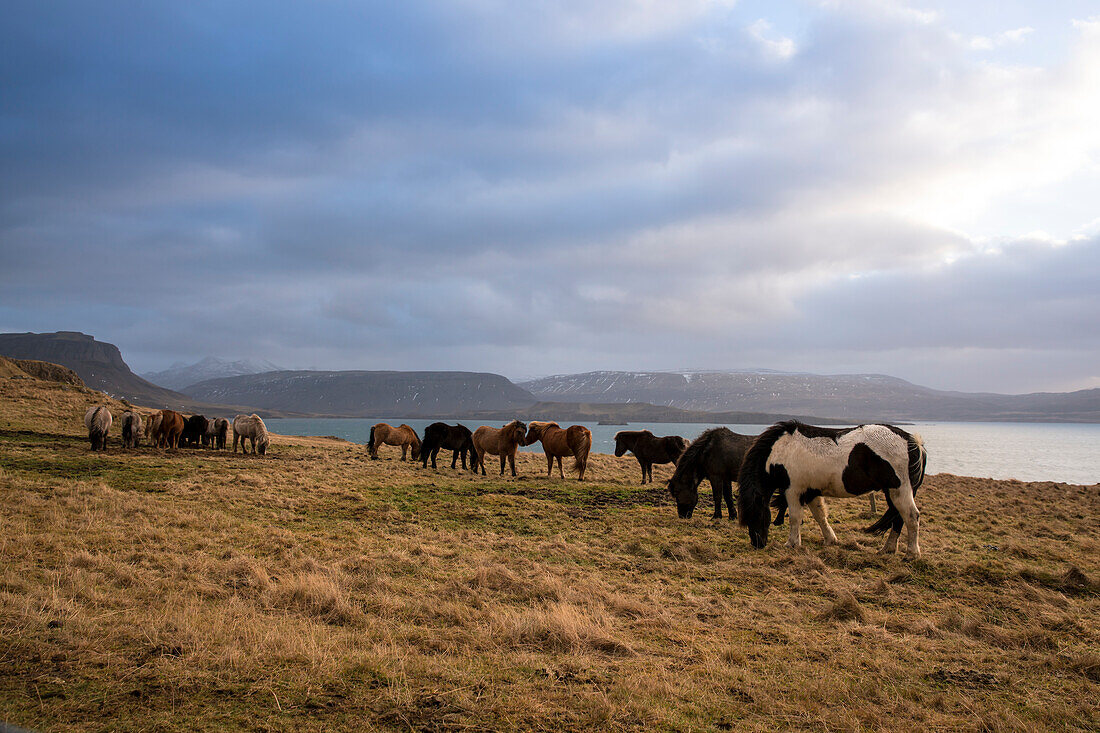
[265,418,1100,485]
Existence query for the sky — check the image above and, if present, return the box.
[2,0,1099,394]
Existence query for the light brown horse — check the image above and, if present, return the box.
[368,423,421,461]
[472,420,527,477]
[524,421,592,481]
[154,409,185,449]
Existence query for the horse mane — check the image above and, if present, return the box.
[736,421,796,529]
[672,427,730,484]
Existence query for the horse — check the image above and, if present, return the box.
[207,417,229,449]
[738,421,928,558]
[367,423,421,461]
[667,428,756,520]
[233,414,270,455]
[120,411,142,449]
[472,420,527,477]
[154,409,185,449]
[614,430,687,484]
[144,411,162,443]
[420,422,476,470]
[182,415,209,447]
[523,421,592,481]
[84,406,112,451]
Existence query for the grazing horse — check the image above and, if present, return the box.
[144,411,162,444]
[210,417,229,449]
[182,415,209,447]
[420,422,476,470]
[368,423,421,461]
[738,421,928,558]
[614,430,687,484]
[84,406,112,451]
[154,409,185,449]
[523,421,592,481]
[667,428,756,520]
[472,420,527,477]
[232,414,270,455]
[120,411,143,449]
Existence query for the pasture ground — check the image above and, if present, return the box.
[1,376,1098,732]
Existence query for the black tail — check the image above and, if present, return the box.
[865,430,926,535]
[368,426,376,454]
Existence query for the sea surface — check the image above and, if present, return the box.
[264,418,1100,485]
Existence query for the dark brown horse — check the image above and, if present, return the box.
[472,420,527,477]
[181,414,208,447]
[420,422,476,470]
[667,427,756,520]
[613,430,687,484]
[368,423,421,461]
[154,409,185,450]
[523,421,592,481]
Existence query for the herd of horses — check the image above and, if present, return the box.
[83,406,929,556]
[365,418,929,557]
[82,407,270,455]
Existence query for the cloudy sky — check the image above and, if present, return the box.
[3,1,1099,393]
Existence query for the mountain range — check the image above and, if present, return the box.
[142,356,285,391]
[2,331,1097,422]
[519,370,1100,422]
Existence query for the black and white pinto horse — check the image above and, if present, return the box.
[738,421,928,557]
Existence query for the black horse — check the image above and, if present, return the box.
[667,427,756,520]
[181,415,209,447]
[614,430,687,484]
[420,422,477,471]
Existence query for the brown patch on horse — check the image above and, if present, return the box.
[472,420,527,477]
[525,421,592,481]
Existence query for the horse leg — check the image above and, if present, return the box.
[807,496,838,545]
[880,528,901,555]
[546,452,553,478]
[711,479,723,520]
[785,489,804,548]
[639,461,647,484]
[557,456,564,479]
[892,486,921,559]
[723,479,736,520]
[510,452,518,477]
[499,453,506,476]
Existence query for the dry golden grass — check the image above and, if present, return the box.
[1,375,1098,731]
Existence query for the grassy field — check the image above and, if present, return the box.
[1,376,1098,732]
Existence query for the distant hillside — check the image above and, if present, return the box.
[520,370,1100,423]
[467,401,845,425]
[142,356,285,391]
[183,370,538,417]
[0,331,258,414]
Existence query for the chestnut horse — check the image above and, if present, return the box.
[154,409,185,449]
[472,420,527,477]
[368,423,421,461]
[524,421,592,481]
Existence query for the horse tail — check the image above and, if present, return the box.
[368,425,376,456]
[866,429,927,535]
[737,422,793,548]
[570,428,592,478]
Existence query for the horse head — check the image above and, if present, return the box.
[667,472,701,519]
[613,432,629,457]
[512,421,528,445]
